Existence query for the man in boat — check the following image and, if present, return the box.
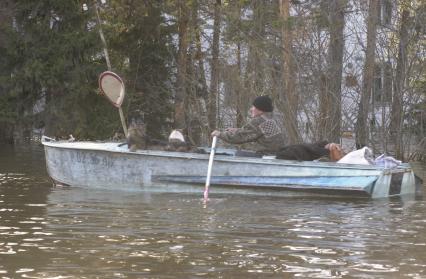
[210,95,343,161]
[211,95,287,156]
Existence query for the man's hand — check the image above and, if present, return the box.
[211,130,221,137]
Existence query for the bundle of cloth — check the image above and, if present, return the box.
[337,146,402,169]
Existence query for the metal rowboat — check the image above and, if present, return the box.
[42,139,422,199]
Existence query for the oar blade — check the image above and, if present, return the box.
[98,71,125,108]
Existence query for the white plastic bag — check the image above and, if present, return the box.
[337,147,374,165]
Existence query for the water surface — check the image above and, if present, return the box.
[1,144,425,278]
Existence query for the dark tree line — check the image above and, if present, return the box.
[0,0,424,159]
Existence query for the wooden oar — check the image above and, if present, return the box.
[95,2,127,136]
[203,136,218,201]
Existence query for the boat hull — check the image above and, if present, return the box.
[42,141,420,198]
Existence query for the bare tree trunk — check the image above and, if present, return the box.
[323,0,346,143]
[319,72,329,140]
[175,0,190,129]
[196,31,208,100]
[235,2,244,127]
[391,8,410,160]
[236,40,244,127]
[0,0,15,143]
[355,0,379,148]
[208,0,221,131]
[185,0,199,144]
[244,1,265,103]
[279,0,301,144]
[186,0,209,145]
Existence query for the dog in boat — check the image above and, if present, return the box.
[126,119,147,152]
[127,126,192,152]
[275,141,344,162]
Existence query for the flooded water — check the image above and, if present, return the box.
[1,144,426,278]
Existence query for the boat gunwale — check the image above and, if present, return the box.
[42,141,410,172]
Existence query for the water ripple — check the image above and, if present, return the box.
[1,145,426,278]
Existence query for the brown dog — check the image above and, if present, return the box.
[126,120,146,152]
[276,141,343,161]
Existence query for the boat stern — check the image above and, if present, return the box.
[371,166,418,198]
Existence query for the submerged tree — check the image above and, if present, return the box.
[319,0,346,143]
[208,0,221,132]
[355,0,379,149]
[279,0,301,144]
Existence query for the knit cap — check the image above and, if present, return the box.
[252,95,273,112]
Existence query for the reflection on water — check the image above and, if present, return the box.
[1,144,426,278]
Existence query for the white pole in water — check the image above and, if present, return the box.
[204,136,218,201]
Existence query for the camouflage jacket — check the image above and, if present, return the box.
[218,113,287,154]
